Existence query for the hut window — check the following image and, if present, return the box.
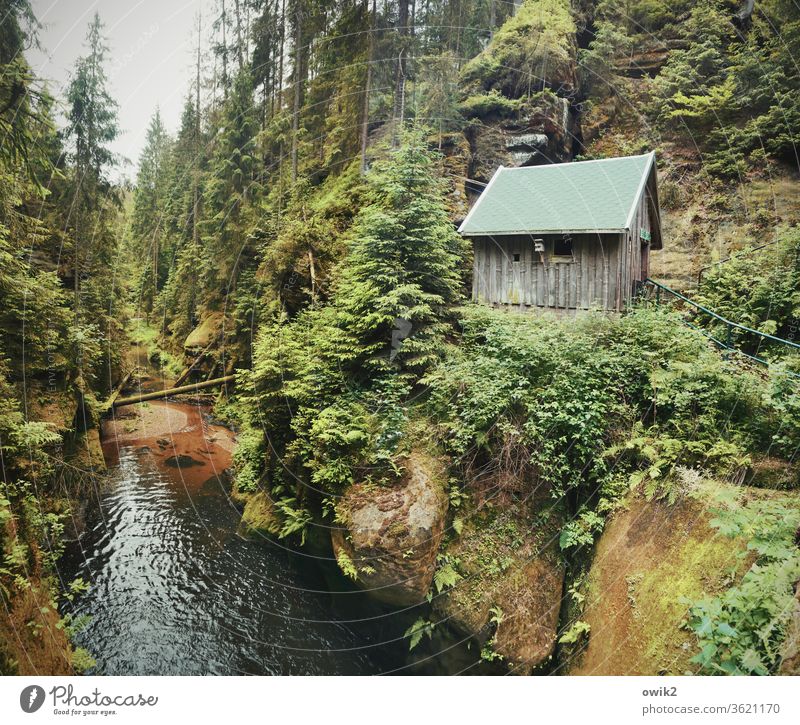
[512,253,521,262]
[553,237,573,257]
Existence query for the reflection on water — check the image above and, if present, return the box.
[58,402,405,675]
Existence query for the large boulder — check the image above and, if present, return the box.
[565,486,752,675]
[183,310,225,353]
[779,582,800,675]
[433,494,565,674]
[331,453,448,607]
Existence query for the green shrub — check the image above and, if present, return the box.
[458,91,521,119]
[685,492,800,675]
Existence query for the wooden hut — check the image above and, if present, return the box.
[459,152,662,313]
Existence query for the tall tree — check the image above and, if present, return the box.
[201,68,259,297]
[131,109,172,315]
[64,12,119,316]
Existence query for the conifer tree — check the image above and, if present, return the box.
[201,67,259,297]
[131,109,172,315]
[64,12,119,326]
[334,129,467,374]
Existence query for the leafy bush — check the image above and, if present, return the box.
[236,132,467,540]
[458,91,521,119]
[686,492,800,674]
[424,304,791,551]
[696,226,800,358]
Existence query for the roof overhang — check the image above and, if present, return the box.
[458,152,664,250]
[461,228,628,237]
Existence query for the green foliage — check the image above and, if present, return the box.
[65,12,119,178]
[648,0,800,176]
[433,554,462,593]
[559,510,604,551]
[461,0,575,98]
[685,494,800,674]
[404,617,435,651]
[238,133,466,497]
[336,550,358,581]
[200,68,261,296]
[130,110,173,315]
[425,304,792,553]
[696,227,800,360]
[558,619,591,645]
[458,90,521,120]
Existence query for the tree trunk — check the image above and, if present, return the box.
[111,375,236,409]
[393,0,410,142]
[307,247,317,304]
[233,0,245,70]
[291,0,305,183]
[360,0,376,174]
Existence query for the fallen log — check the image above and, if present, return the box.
[173,332,222,388]
[111,375,236,408]
[105,367,136,407]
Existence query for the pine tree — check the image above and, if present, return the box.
[63,12,121,386]
[64,12,119,302]
[131,109,172,315]
[201,67,260,298]
[334,129,467,375]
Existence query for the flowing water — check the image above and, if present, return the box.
[57,400,420,675]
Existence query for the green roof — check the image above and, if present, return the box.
[459,153,658,238]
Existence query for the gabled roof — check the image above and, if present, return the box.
[459,152,662,248]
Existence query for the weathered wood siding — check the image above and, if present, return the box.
[471,189,656,313]
[472,233,620,311]
[472,164,660,311]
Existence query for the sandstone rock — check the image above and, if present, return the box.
[184,310,225,352]
[331,453,448,607]
[433,496,565,674]
[566,487,753,675]
[238,490,282,538]
[779,582,800,675]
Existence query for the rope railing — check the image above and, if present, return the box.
[643,278,800,373]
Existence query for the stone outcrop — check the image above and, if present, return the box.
[433,495,565,674]
[779,582,800,675]
[183,310,226,352]
[565,487,752,675]
[331,453,448,607]
[459,0,582,178]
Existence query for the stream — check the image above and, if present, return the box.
[56,399,429,675]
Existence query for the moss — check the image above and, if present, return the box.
[182,310,225,351]
[458,91,521,120]
[460,0,576,97]
[568,482,755,675]
[434,496,566,663]
[238,491,282,537]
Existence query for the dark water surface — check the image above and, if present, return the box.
[57,403,417,675]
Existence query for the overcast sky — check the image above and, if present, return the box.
[29,0,214,180]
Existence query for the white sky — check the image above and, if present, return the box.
[29,0,214,180]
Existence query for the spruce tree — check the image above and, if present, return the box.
[334,129,467,375]
[131,109,172,315]
[201,67,259,298]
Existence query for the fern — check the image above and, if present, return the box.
[336,551,358,581]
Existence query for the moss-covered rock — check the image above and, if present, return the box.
[331,452,449,607]
[238,490,282,538]
[566,484,754,675]
[434,495,565,674]
[461,0,577,98]
[183,310,226,352]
